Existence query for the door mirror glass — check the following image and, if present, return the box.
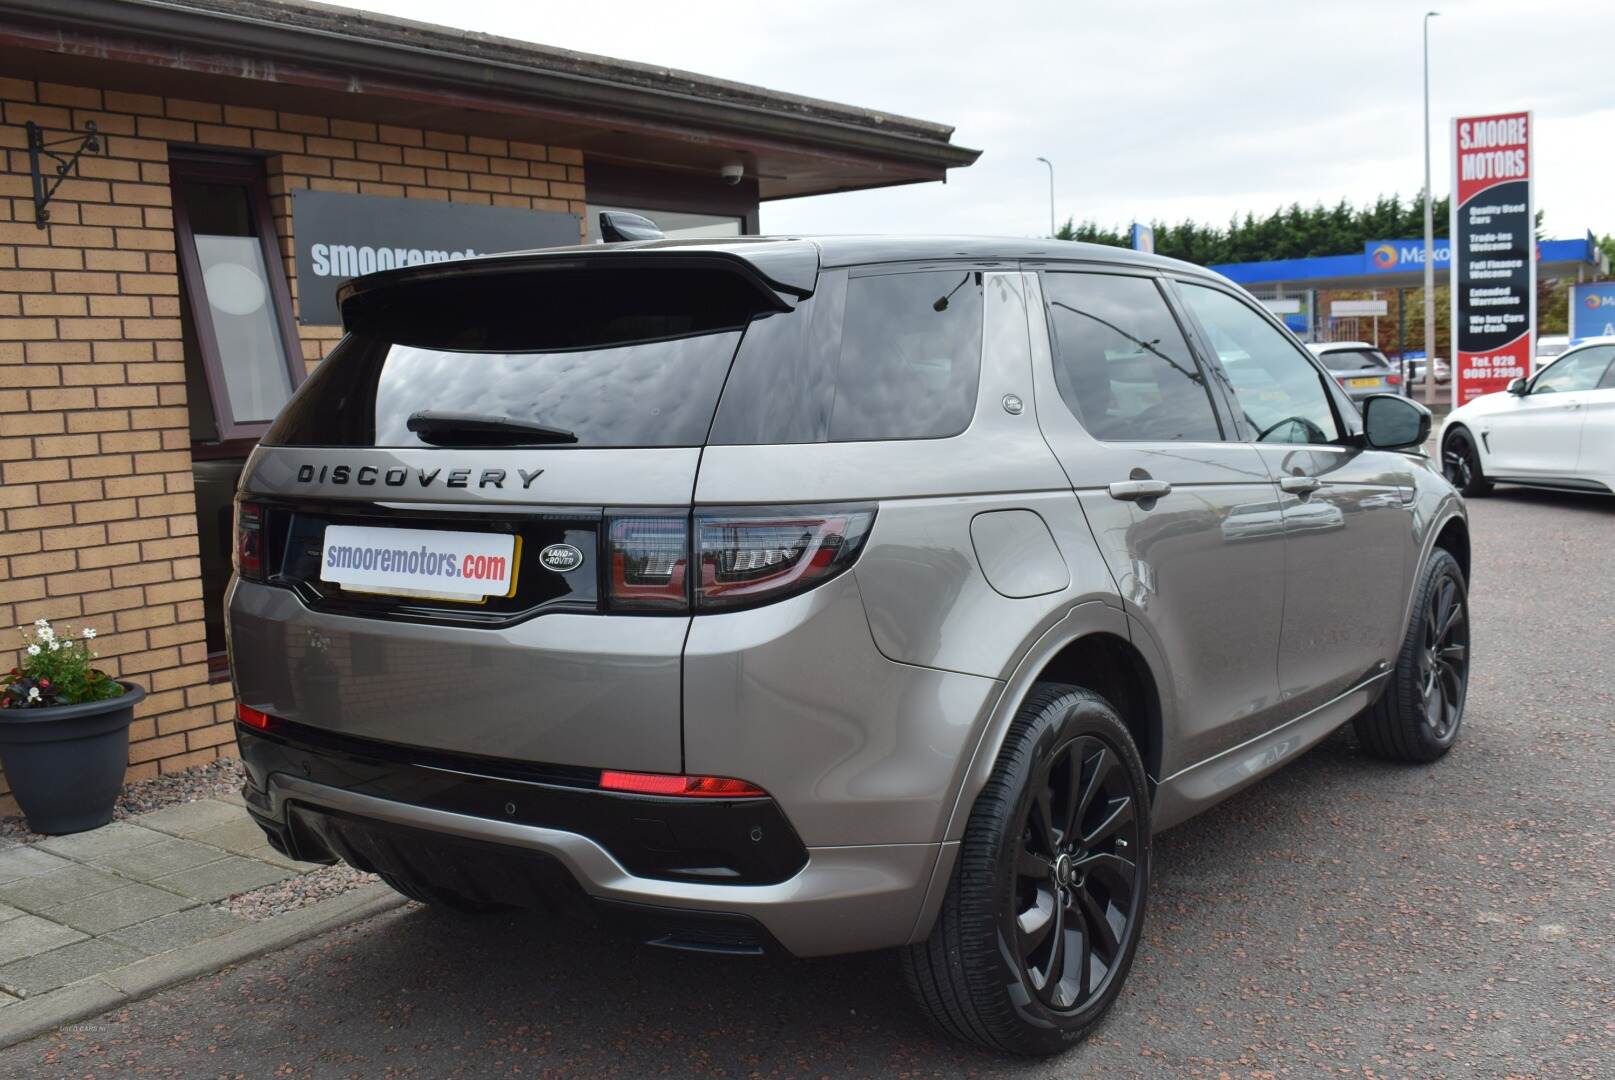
[1361,394,1430,450]
[1507,377,1529,396]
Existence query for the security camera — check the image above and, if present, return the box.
[720,163,745,185]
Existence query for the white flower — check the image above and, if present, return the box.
[26,687,39,701]
[26,644,40,656]
[82,628,96,640]
[47,640,60,652]
[36,626,54,643]
[33,618,47,629]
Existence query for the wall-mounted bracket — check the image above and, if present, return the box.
[26,120,100,229]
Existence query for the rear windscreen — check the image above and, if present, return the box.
[264,331,741,448]
[1317,348,1388,371]
[263,264,775,449]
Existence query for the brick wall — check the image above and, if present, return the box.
[0,76,586,813]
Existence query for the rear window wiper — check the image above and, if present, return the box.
[406,411,579,447]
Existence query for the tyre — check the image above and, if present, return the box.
[1442,427,1492,496]
[1353,548,1470,763]
[902,684,1150,1056]
[379,871,508,913]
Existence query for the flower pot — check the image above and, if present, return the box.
[0,681,145,835]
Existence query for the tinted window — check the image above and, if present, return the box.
[265,331,741,448]
[1317,348,1389,371]
[1179,283,1343,445]
[829,270,982,441]
[1043,272,1221,442]
[709,268,983,444]
[1533,345,1615,394]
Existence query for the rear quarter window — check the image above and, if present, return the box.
[710,267,983,444]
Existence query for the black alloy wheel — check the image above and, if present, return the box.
[902,685,1151,1055]
[1013,734,1140,1012]
[1442,430,1492,496]
[1354,547,1470,763]
[1419,569,1469,742]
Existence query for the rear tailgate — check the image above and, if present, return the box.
[228,252,806,771]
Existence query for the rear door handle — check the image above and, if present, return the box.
[1107,479,1172,502]
[1279,475,1322,495]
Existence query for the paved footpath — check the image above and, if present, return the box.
[0,797,401,1046]
[0,487,1610,1077]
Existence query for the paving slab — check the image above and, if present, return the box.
[89,836,232,881]
[0,938,144,997]
[189,818,274,856]
[0,847,72,886]
[0,917,86,967]
[43,884,196,936]
[0,866,127,914]
[34,823,166,862]
[104,905,247,955]
[0,904,25,924]
[129,799,247,838]
[150,856,293,902]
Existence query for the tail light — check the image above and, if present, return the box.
[695,505,875,610]
[1386,372,1403,386]
[603,503,876,613]
[607,515,689,610]
[599,769,768,798]
[234,500,264,581]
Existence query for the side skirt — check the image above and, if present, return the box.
[1150,670,1390,831]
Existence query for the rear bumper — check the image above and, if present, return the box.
[239,725,941,957]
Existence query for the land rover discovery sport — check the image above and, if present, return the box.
[228,235,1470,1055]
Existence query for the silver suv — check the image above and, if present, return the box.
[228,236,1470,1056]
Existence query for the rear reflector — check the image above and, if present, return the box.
[237,703,273,730]
[599,770,767,798]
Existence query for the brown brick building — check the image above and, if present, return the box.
[0,0,976,811]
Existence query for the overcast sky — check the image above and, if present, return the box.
[351,0,1612,243]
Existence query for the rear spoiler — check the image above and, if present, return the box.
[336,242,820,333]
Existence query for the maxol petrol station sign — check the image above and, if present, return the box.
[1570,282,1615,342]
[1450,111,1534,405]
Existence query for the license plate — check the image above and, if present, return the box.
[1348,377,1380,388]
[320,525,518,602]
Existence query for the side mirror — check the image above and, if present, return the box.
[1506,377,1529,396]
[1361,393,1431,450]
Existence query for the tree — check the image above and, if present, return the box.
[1055,193,1453,263]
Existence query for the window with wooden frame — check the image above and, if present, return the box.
[170,153,303,676]
[172,154,305,448]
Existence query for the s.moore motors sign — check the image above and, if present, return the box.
[291,190,579,325]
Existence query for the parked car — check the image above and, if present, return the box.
[1402,352,1451,386]
[1536,334,1570,365]
[1441,337,1615,497]
[1306,340,1404,403]
[228,233,1470,1056]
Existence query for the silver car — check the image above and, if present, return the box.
[228,235,1471,1056]
[1307,340,1406,403]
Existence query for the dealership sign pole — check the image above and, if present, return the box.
[1450,111,1534,405]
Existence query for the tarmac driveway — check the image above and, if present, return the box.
[3,486,1611,1078]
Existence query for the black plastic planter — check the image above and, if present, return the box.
[0,681,144,835]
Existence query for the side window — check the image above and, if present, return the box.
[829,270,983,442]
[1533,345,1615,394]
[1178,283,1343,445]
[1042,272,1222,442]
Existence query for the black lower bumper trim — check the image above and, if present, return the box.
[237,722,808,886]
[255,802,780,954]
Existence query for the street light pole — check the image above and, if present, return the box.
[1422,11,1440,404]
[1036,157,1055,238]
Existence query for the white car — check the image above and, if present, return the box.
[1535,335,1570,366]
[1439,338,1615,496]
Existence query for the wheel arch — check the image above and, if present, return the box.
[940,602,1168,847]
[1432,514,1471,583]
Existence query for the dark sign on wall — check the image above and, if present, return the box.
[291,190,579,325]
[1449,110,1534,405]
